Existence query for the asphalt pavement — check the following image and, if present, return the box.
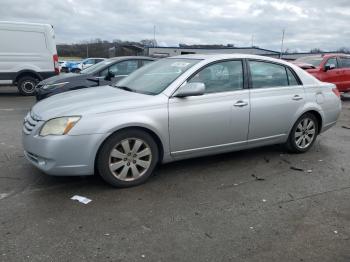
[0,86,349,262]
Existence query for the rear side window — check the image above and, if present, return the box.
[339,57,350,68]
[287,68,300,86]
[249,61,289,88]
[141,60,153,66]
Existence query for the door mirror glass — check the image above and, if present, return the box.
[174,82,205,98]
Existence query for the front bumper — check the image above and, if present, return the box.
[23,130,108,176]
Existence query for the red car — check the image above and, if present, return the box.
[293,54,350,93]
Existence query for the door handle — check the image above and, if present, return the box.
[234,100,248,107]
[292,95,303,101]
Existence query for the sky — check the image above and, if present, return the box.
[1,0,350,52]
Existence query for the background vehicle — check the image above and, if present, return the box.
[294,54,350,93]
[0,21,59,95]
[35,56,155,100]
[70,58,106,73]
[60,60,81,73]
[23,54,341,187]
[58,60,67,72]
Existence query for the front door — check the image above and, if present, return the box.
[169,60,250,158]
[322,57,345,90]
[247,60,305,146]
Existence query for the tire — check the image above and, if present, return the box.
[285,113,319,153]
[17,76,39,96]
[97,129,159,187]
[71,68,81,73]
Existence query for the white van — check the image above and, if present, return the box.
[0,21,59,95]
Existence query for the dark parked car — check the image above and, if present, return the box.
[35,56,155,100]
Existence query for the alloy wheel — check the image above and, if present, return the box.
[294,118,316,149]
[109,138,152,181]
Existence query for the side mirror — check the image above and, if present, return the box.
[87,76,105,83]
[324,64,336,71]
[173,82,205,98]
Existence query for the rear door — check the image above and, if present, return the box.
[247,60,305,146]
[338,56,350,92]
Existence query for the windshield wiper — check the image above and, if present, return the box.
[115,85,135,92]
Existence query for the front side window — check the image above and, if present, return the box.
[188,60,243,93]
[325,58,338,68]
[249,61,289,88]
[115,58,200,95]
[339,57,350,68]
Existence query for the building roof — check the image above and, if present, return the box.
[149,46,280,54]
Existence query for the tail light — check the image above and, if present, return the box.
[53,54,59,75]
[332,87,341,98]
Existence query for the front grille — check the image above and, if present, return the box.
[23,112,39,135]
[26,151,39,163]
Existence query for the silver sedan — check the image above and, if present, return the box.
[22,54,342,187]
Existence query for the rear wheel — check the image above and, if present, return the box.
[17,76,39,96]
[97,129,159,187]
[286,113,319,153]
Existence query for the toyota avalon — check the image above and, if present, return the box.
[23,54,342,187]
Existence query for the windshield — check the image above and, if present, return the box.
[296,56,323,67]
[115,58,200,95]
[80,60,111,74]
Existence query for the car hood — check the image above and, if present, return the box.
[39,73,89,85]
[31,85,165,121]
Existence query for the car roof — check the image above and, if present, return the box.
[108,56,155,61]
[168,53,294,66]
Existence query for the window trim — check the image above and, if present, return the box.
[325,57,338,69]
[171,59,247,97]
[246,59,303,89]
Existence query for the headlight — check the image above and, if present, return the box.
[40,116,81,136]
[42,82,69,90]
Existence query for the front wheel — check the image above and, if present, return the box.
[97,129,159,187]
[71,68,81,73]
[286,113,319,153]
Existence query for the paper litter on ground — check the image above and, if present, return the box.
[71,195,92,204]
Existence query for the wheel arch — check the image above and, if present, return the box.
[15,70,42,83]
[305,110,323,134]
[94,126,165,172]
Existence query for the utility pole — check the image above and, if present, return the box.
[280,29,285,59]
[153,25,156,47]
